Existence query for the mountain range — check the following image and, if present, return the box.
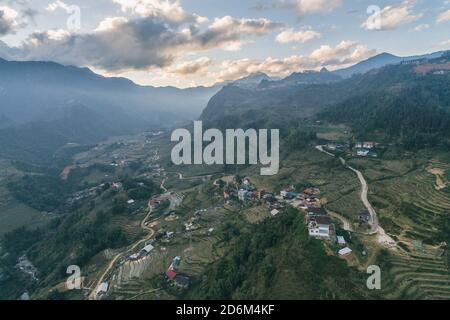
[201,51,450,150]
[0,57,220,163]
[0,50,448,163]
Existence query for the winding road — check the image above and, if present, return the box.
[88,204,156,300]
[315,145,396,247]
[89,177,172,300]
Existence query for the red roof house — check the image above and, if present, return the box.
[166,269,178,280]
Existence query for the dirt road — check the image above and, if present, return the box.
[89,202,156,300]
[315,145,396,248]
[328,211,353,232]
[89,177,178,299]
[160,176,168,193]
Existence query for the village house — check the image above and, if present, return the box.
[307,215,335,241]
[339,247,352,256]
[166,256,182,281]
[270,209,279,216]
[166,231,175,240]
[363,141,375,149]
[256,190,266,199]
[337,236,347,246]
[356,148,370,157]
[129,253,140,260]
[97,282,109,295]
[140,244,154,256]
[185,222,196,231]
[280,190,297,200]
[112,182,122,190]
[166,269,177,280]
[238,189,251,202]
[359,211,371,224]
[262,193,275,203]
[306,207,327,216]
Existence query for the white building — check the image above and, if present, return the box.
[339,247,352,256]
[97,282,109,295]
[238,189,249,202]
[142,244,154,254]
[337,236,346,246]
[327,144,337,151]
[129,253,139,260]
[363,142,375,149]
[357,149,370,157]
[270,209,279,216]
[308,216,332,240]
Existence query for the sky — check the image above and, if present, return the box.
[0,0,449,88]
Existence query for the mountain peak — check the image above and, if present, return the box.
[376,52,399,59]
[334,50,446,78]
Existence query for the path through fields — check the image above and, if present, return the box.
[315,146,396,248]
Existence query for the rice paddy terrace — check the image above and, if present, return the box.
[370,159,450,300]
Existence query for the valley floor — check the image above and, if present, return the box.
[1,128,449,300]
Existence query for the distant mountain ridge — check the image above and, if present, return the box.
[201,51,450,146]
[226,51,449,90]
[0,57,221,163]
[333,51,448,78]
[0,58,220,124]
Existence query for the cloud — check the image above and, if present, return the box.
[0,39,23,59]
[361,0,423,31]
[212,40,374,82]
[2,11,282,72]
[214,56,310,81]
[436,9,450,23]
[131,38,376,87]
[46,0,72,13]
[167,57,212,75]
[296,0,342,16]
[414,23,429,31]
[310,40,374,65]
[0,5,19,36]
[198,16,283,51]
[276,28,320,44]
[95,16,129,32]
[112,0,207,24]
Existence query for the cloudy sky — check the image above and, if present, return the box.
[0,0,449,88]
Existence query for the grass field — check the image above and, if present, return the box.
[0,161,51,236]
[0,203,51,236]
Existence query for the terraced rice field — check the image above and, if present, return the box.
[325,189,365,221]
[369,161,448,241]
[110,216,144,241]
[381,248,450,300]
[181,234,221,276]
[111,278,161,300]
[371,159,450,299]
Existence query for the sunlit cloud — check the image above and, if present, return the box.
[276,28,320,44]
[436,9,450,24]
[361,0,423,31]
[0,5,19,36]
